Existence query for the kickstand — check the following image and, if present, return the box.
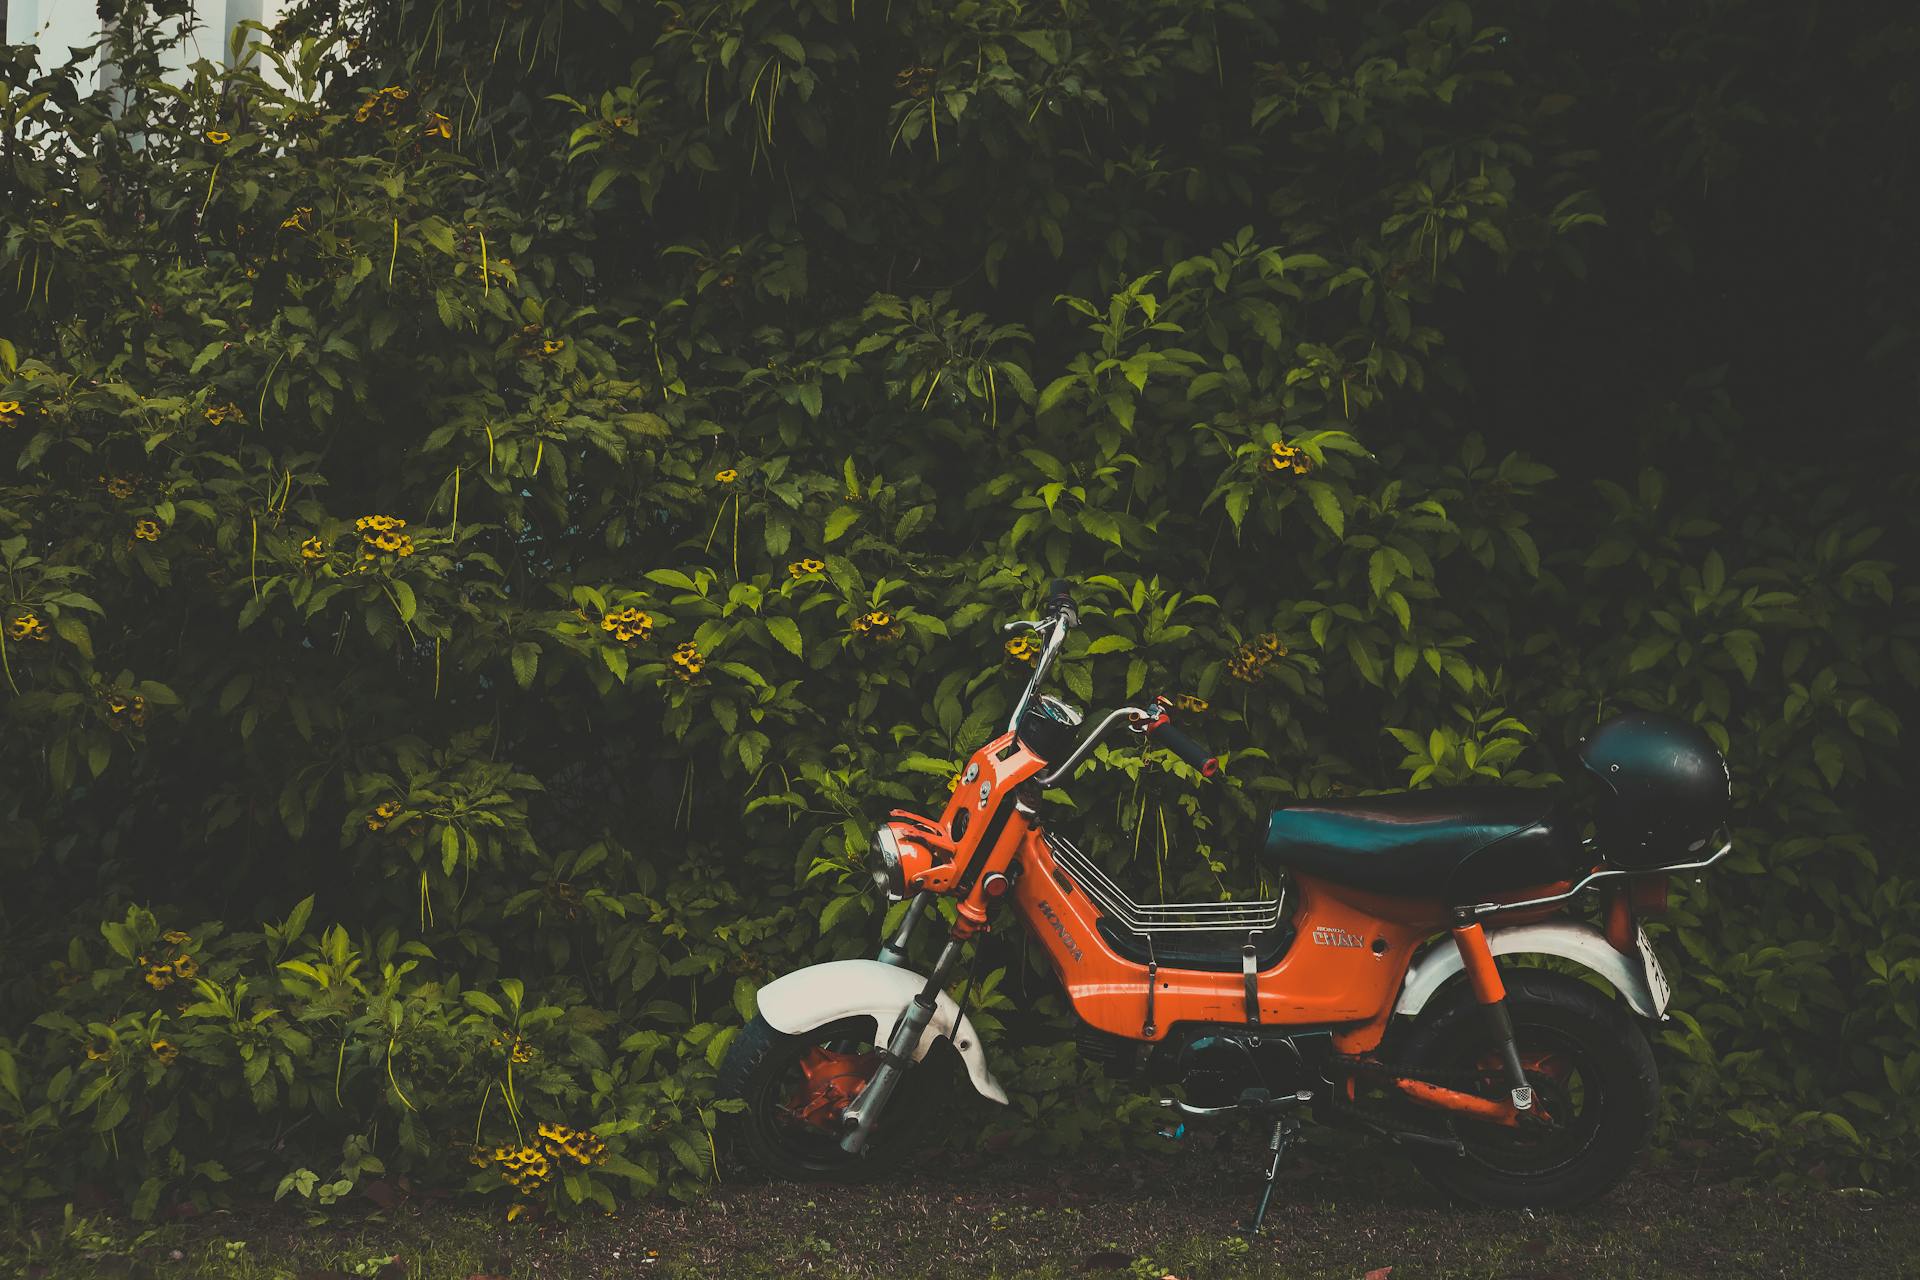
[1244,1113,1299,1237]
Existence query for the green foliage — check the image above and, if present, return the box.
[0,0,1914,1219]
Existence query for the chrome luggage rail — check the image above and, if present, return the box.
[1045,832,1286,936]
[1462,837,1734,918]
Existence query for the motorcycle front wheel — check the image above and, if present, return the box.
[717,1013,943,1182]
[1398,970,1661,1208]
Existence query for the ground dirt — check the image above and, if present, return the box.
[4,1135,1912,1279]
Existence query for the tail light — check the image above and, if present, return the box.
[1628,875,1671,916]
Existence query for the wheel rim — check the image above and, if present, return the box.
[1438,1021,1605,1178]
[749,1025,889,1172]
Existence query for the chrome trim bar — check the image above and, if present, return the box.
[1464,838,1734,918]
[1035,704,1156,787]
[1047,833,1286,935]
[1006,615,1070,733]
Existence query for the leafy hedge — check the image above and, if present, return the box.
[0,0,1914,1218]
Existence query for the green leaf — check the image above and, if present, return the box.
[511,642,540,689]
[823,506,859,543]
[1301,480,1345,538]
[765,616,803,657]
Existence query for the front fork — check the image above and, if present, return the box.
[1451,918,1534,1113]
[841,891,955,1154]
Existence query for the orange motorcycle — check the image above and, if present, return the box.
[720,581,1731,1227]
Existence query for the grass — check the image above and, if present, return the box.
[4,1136,1913,1279]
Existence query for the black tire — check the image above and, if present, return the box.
[716,1013,940,1182]
[1397,970,1660,1209]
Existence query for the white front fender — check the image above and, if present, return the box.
[754,959,1009,1105]
[1394,921,1669,1020]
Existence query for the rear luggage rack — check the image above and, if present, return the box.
[1045,833,1286,936]
[1461,836,1734,918]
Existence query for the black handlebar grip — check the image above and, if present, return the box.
[1046,578,1073,606]
[1154,723,1219,778]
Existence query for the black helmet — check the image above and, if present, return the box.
[1577,711,1730,868]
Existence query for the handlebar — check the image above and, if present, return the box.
[1151,720,1219,778]
[1144,695,1218,778]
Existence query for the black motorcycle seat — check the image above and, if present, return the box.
[1262,787,1581,902]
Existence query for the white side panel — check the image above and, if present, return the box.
[1394,921,1666,1019]
[755,959,1009,1105]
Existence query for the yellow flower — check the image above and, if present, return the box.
[149,1040,179,1066]
[279,207,311,232]
[713,468,738,485]
[356,514,406,534]
[102,474,137,500]
[542,338,565,355]
[1261,440,1312,477]
[600,607,652,643]
[86,1040,111,1062]
[422,112,451,140]
[7,613,48,643]
[172,954,199,980]
[1256,633,1287,657]
[1174,694,1209,713]
[1005,634,1038,665]
[0,401,22,424]
[786,558,825,579]
[205,129,230,144]
[669,641,705,681]
[144,964,175,990]
[162,930,192,945]
[133,519,161,542]
[947,772,962,793]
[300,536,328,562]
[204,402,245,425]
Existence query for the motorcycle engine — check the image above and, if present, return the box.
[1173,1031,1327,1108]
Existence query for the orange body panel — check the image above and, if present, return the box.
[1392,1077,1521,1127]
[1451,923,1507,1004]
[1012,826,1446,1053]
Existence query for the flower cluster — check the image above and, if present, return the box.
[850,609,901,642]
[7,613,48,643]
[488,1144,551,1195]
[786,558,825,579]
[100,474,137,500]
[1261,440,1312,477]
[895,65,937,97]
[1228,633,1287,682]
[356,515,414,559]
[669,641,705,681]
[204,402,245,425]
[1173,694,1209,713]
[536,1121,607,1168]
[600,607,652,644]
[1005,633,1040,665]
[365,800,402,833]
[0,401,22,426]
[104,690,148,728]
[492,1034,536,1064]
[132,519,161,542]
[353,85,411,124]
[139,933,197,990]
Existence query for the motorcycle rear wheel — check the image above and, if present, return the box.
[1398,970,1660,1208]
[717,1013,942,1182]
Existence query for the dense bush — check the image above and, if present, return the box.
[0,0,1914,1218]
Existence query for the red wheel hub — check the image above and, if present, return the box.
[783,1047,881,1132]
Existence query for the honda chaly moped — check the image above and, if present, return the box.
[719,581,1732,1228]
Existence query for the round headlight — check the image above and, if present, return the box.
[866,826,906,901]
